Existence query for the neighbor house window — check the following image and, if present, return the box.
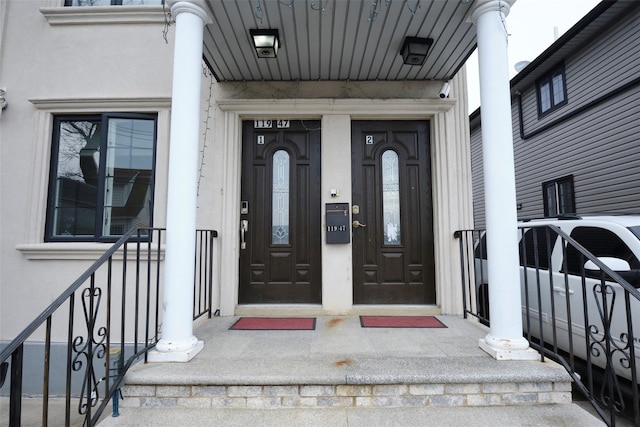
[537,65,567,117]
[46,113,157,242]
[64,0,163,6]
[542,175,575,217]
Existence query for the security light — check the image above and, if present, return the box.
[250,29,280,58]
[400,37,433,66]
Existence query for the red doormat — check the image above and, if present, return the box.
[230,317,316,330]
[359,316,447,328]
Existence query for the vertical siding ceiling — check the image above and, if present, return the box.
[202,0,477,82]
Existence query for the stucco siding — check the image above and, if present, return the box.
[1,1,475,350]
[0,2,175,338]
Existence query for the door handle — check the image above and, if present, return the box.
[352,220,367,228]
[553,287,574,295]
[240,220,248,249]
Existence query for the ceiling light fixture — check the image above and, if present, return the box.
[250,29,280,58]
[400,37,433,66]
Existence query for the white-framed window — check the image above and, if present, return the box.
[45,113,157,242]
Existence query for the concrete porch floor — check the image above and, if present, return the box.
[119,314,567,386]
[95,314,608,426]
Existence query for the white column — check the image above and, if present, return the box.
[148,0,210,363]
[470,0,537,360]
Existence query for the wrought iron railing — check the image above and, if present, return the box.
[0,227,217,426]
[193,229,218,321]
[455,225,640,426]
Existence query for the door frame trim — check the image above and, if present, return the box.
[214,98,471,316]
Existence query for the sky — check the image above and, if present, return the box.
[466,0,601,113]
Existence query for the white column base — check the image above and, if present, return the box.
[479,337,539,361]
[148,336,204,363]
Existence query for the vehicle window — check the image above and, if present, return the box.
[474,233,487,260]
[565,227,640,275]
[519,227,558,269]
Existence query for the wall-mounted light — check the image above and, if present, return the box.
[250,29,280,58]
[400,37,433,66]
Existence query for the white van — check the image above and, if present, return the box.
[475,215,640,382]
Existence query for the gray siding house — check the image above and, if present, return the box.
[471,0,640,227]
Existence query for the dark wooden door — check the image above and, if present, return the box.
[239,120,322,304]
[351,121,435,304]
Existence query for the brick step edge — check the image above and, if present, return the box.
[121,382,572,409]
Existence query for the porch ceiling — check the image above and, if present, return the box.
[201,0,477,82]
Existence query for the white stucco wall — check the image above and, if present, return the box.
[0,1,175,339]
[0,1,473,343]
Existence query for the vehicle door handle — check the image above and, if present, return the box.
[553,287,574,295]
[352,220,366,228]
[240,220,248,249]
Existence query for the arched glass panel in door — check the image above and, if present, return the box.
[272,149,290,244]
[382,150,401,245]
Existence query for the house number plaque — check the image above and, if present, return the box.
[254,120,291,129]
[254,120,272,129]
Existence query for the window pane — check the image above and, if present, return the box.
[382,150,401,245]
[272,150,289,245]
[557,180,574,214]
[102,118,155,237]
[544,183,557,217]
[539,82,551,113]
[52,119,101,237]
[552,73,565,105]
[520,228,558,269]
[566,227,639,276]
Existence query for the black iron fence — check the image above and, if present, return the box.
[193,229,218,321]
[455,225,640,426]
[0,227,217,426]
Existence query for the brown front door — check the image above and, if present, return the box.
[351,121,435,304]
[239,120,322,304]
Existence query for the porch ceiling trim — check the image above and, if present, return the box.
[216,98,457,117]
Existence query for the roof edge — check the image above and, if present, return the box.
[509,1,618,87]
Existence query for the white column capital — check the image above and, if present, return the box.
[168,0,211,25]
[469,0,515,24]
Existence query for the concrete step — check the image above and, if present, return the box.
[119,355,573,410]
[98,404,605,426]
[106,317,607,425]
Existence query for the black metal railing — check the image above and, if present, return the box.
[455,225,640,426]
[193,229,218,321]
[0,227,217,426]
